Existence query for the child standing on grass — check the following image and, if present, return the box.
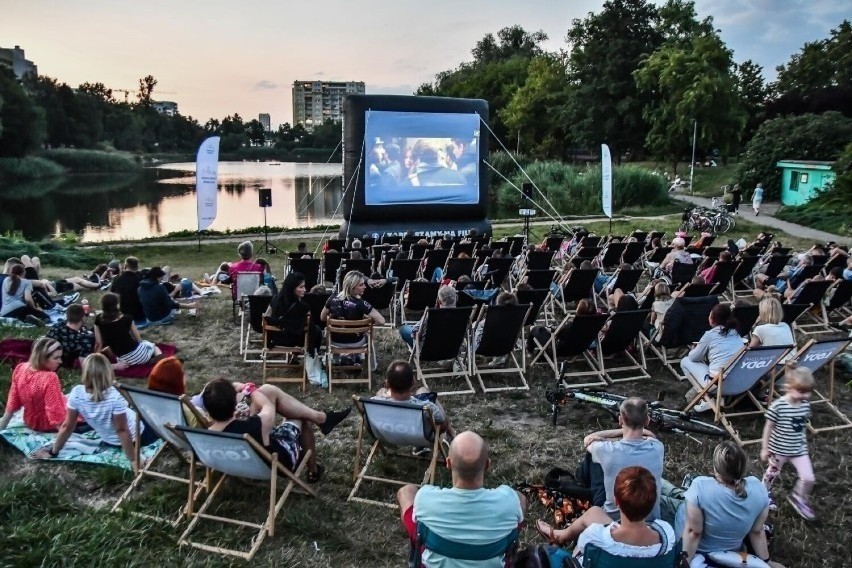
[760,365,816,520]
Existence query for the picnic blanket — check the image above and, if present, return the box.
[0,338,177,379]
[0,411,162,470]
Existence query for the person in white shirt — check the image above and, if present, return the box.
[750,297,795,363]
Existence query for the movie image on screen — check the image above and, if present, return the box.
[364,110,480,206]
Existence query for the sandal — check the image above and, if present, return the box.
[535,519,567,546]
[306,463,324,484]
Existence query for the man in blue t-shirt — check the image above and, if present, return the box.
[396,431,526,567]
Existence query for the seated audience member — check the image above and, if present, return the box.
[698,250,732,283]
[165,273,203,299]
[396,431,527,567]
[33,354,158,469]
[680,304,743,412]
[228,241,262,298]
[95,292,162,367]
[137,267,199,326]
[664,442,784,567]
[527,298,596,353]
[374,360,456,442]
[321,270,386,341]
[658,237,692,277]
[399,284,456,349]
[110,256,147,327]
[536,466,676,561]
[0,264,50,325]
[202,262,232,286]
[255,257,277,293]
[0,337,67,432]
[46,303,95,367]
[754,254,811,297]
[200,378,351,482]
[648,282,674,339]
[146,356,204,427]
[750,297,795,362]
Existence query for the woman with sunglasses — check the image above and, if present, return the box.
[0,337,67,432]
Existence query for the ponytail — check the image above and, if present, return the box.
[710,303,739,337]
[733,478,747,499]
[713,441,749,499]
[7,264,24,296]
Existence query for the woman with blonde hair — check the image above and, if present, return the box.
[0,337,66,432]
[750,297,795,363]
[321,270,384,370]
[34,353,157,467]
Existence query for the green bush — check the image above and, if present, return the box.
[40,148,142,173]
[0,236,100,269]
[495,161,667,215]
[0,156,66,180]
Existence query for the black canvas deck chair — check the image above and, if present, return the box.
[420,248,451,280]
[287,251,314,259]
[241,294,273,363]
[400,280,441,325]
[762,254,792,281]
[644,295,719,381]
[580,235,602,248]
[471,303,532,393]
[322,251,348,285]
[732,304,760,337]
[676,282,718,297]
[362,280,396,327]
[389,258,422,288]
[684,345,792,446]
[825,279,852,320]
[172,425,317,560]
[669,261,698,288]
[287,257,321,290]
[522,268,558,290]
[597,269,643,309]
[643,246,672,271]
[303,289,331,330]
[443,256,476,281]
[506,236,525,256]
[483,257,514,289]
[568,247,602,268]
[532,313,610,386]
[451,242,475,257]
[728,255,760,299]
[326,317,374,393]
[338,258,373,286]
[409,243,433,260]
[112,384,212,526]
[545,235,565,252]
[411,306,475,396]
[326,237,345,251]
[621,241,646,266]
[526,249,555,270]
[348,396,444,508]
[646,231,665,244]
[791,279,840,337]
[594,309,652,383]
[704,261,737,291]
[599,242,627,270]
[262,313,310,391]
[553,268,598,316]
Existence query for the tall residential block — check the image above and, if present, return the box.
[0,45,37,79]
[259,113,271,131]
[292,80,365,130]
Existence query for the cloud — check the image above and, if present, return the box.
[312,71,325,77]
[253,80,278,90]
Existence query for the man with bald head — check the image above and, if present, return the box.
[397,431,526,567]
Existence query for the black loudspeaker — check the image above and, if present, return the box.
[522,182,534,199]
[258,188,272,208]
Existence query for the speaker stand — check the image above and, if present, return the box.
[257,206,277,254]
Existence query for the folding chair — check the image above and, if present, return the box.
[643,247,672,271]
[621,241,646,266]
[322,251,348,285]
[411,306,475,396]
[411,522,519,568]
[287,258,321,290]
[762,254,792,282]
[595,310,652,383]
[338,258,373,284]
[483,257,514,289]
[676,282,718,297]
[172,425,316,560]
[287,251,314,259]
[704,261,737,291]
[471,303,532,393]
[326,237,345,251]
[728,256,760,299]
[580,235,602,248]
[348,397,443,508]
[262,314,310,391]
[544,235,565,252]
[112,384,212,525]
[822,253,848,275]
[597,269,643,309]
[780,336,852,434]
[553,268,598,316]
[599,242,627,271]
[326,317,374,393]
[790,280,838,337]
[232,271,261,321]
[442,257,476,281]
[451,242,475,258]
[522,269,558,290]
[362,280,397,327]
[420,248,451,280]
[732,304,760,338]
[526,249,555,270]
[669,262,698,289]
[241,294,273,363]
[506,236,525,257]
[389,258,422,289]
[684,345,793,446]
[303,290,331,331]
[825,279,852,320]
[531,313,610,386]
[568,247,602,268]
[400,281,440,325]
[643,295,719,381]
[410,242,433,260]
[579,541,683,567]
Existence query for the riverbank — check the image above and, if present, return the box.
[0,149,141,181]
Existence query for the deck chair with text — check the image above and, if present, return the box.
[411,306,475,396]
[241,294,273,363]
[471,303,532,393]
[531,312,610,386]
[262,313,310,391]
[112,384,212,526]
[348,397,444,508]
[594,309,652,384]
[684,345,793,446]
[642,295,719,381]
[171,425,317,561]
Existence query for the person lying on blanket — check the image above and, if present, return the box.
[32,353,158,471]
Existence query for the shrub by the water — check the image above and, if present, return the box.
[0,236,100,269]
[41,148,142,173]
[0,156,66,180]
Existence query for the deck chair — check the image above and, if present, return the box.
[526,249,555,270]
[287,258,321,290]
[580,235,602,248]
[594,310,652,383]
[443,257,476,281]
[409,242,433,260]
[531,313,610,386]
[646,231,665,244]
[400,281,440,325]
[362,280,396,327]
[599,242,627,270]
[451,242,475,258]
[553,268,598,316]
[232,271,262,321]
[326,317,374,393]
[704,261,737,291]
[262,314,310,391]
[303,290,331,331]
[241,294,273,363]
[669,262,698,288]
[643,247,672,271]
[411,306,475,396]
[684,345,792,446]
[644,295,719,381]
[483,257,514,289]
[761,254,792,281]
[172,425,316,560]
[621,241,646,266]
[506,236,525,256]
[322,251,348,285]
[825,279,852,320]
[471,303,532,393]
[790,279,838,337]
[676,282,718,297]
[545,235,565,252]
[457,285,499,309]
[728,256,760,299]
[411,522,519,568]
[338,258,373,284]
[326,237,345,251]
[780,337,852,434]
[420,248,451,280]
[112,384,211,525]
[348,397,443,508]
[287,251,314,259]
[389,258,422,288]
[732,304,760,338]
[597,269,643,309]
[522,269,558,290]
[579,540,683,567]
[568,247,602,268]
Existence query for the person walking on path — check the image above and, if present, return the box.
[730,183,742,214]
[752,183,764,216]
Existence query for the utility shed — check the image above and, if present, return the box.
[776,160,835,206]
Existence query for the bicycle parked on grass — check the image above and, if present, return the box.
[680,204,735,234]
[544,386,729,442]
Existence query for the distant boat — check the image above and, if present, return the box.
[269,162,282,166]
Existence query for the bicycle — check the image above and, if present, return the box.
[544,386,729,442]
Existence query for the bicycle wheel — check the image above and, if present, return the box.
[656,410,730,438]
[718,216,733,234]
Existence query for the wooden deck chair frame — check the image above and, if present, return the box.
[261,314,310,392]
[241,294,273,363]
[232,271,262,322]
[112,384,212,526]
[776,337,852,434]
[594,309,652,384]
[530,313,609,387]
[792,280,841,337]
[471,303,532,393]
[326,317,374,393]
[684,345,793,446]
[348,396,444,509]
[171,425,317,561]
[728,255,760,300]
[782,302,814,343]
[410,306,475,396]
[362,280,397,328]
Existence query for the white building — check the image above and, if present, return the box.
[0,45,37,79]
[152,101,178,116]
[259,113,271,131]
[292,80,365,130]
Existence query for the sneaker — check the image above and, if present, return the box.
[63,292,81,305]
[787,494,815,520]
[412,446,430,457]
[486,355,508,368]
[452,359,465,374]
[692,400,711,413]
[25,315,46,327]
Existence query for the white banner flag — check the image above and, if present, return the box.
[601,143,612,219]
[196,136,220,231]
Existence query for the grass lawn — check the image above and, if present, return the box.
[632,161,739,198]
[1,219,850,567]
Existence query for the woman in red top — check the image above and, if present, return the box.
[0,337,67,432]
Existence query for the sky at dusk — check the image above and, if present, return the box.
[2,0,849,128]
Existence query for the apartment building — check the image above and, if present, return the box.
[292,80,365,130]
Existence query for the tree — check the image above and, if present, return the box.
[311,120,341,149]
[0,67,46,156]
[735,112,852,200]
[245,119,267,146]
[563,0,662,160]
[733,60,768,146]
[136,74,157,107]
[78,82,114,103]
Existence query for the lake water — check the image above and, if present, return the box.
[0,161,346,243]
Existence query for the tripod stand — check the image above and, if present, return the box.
[258,201,277,254]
